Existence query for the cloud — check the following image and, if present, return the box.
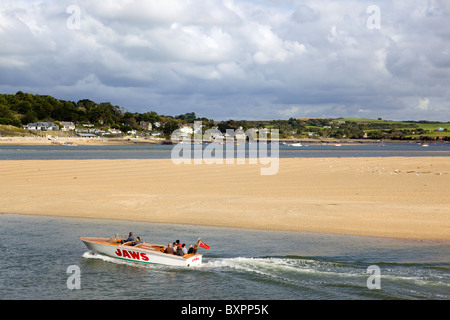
[417,98,430,111]
[0,0,449,121]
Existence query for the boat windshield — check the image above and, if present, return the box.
[108,234,127,244]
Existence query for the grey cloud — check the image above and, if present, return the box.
[0,0,449,121]
[291,4,321,23]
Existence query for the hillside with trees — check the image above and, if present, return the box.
[0,91,449,141]
[0,91,214,136]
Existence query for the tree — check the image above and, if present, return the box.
[162,119,180,136]
[0,104,14,119]
[18,101,32,114]
[120,124,133,134]
[22,110,38,124]
[175,112,197,123]
[137,111,161,124]
[368,130,384,139]
[0,103,22,127]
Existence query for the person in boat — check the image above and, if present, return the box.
[181,243,188,255]
[129,237,142,246]
[122,232,136,244]
[164,243,174,254]
[188,244,194,254]
[176,245,184,256]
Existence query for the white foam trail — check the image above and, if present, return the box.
[381,270,450,288]
[83,251,116,262]
[201,257,359,279]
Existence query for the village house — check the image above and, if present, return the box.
[24,122,59,131]
[108,128,122,135]
[177,125,194,138]
[235,129,247,141]
[139,121,152,131]
[210,132,225,140]
[77,133,98,138]
[60,121,76,131]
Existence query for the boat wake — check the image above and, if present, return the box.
[200,256,450,297]
[83,251,120,263]
[82,251,449,299]
[201,256,358,278]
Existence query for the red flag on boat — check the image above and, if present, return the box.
[199,240,210,249]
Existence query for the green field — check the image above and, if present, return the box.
[341,118,450,128]
[339,118,405,125]
[338,118,450,139]
[414,123,450,131]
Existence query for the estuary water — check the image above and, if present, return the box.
[0,214,448,300]
[0,142,450,160]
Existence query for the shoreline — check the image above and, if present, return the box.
[3,212,448,244]
[0,136,163,146]
[1,157,449,241]
[2,135,448,146]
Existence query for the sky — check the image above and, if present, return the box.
[0,0,449,121]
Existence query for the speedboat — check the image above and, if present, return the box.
[80,235,208,267]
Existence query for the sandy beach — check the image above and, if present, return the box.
[1,157,449,241]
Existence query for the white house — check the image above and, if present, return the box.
[24,122,59,131]
[179,125,194,135]
[109,128,122,134]
[235,130,247,141]
[60,121,75,131]
[173,125,194,138]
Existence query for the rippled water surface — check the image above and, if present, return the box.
[1,214,448,300]
[0,142,450,160]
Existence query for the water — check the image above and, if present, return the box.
[1,214,448,300]
[1,144,449,302]
[0,142,450,160]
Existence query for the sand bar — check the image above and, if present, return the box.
[0,157,449,241]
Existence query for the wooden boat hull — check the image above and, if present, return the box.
[80,237,202,267]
